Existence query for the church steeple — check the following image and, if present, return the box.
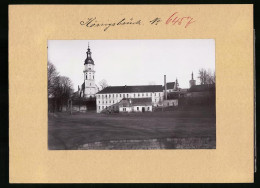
[84,43,94,65]
[189,71,196,88]
[83,42,97,98]
[173,78,178,91]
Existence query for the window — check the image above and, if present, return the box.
[138,94,140,97]
[142,93,144,97]
[127,94,129,98]
[137,107,139,111]
[134,94,135,97]
[99,106,101,109]
[120,94,121,97]
[102,106,104,109]
[147,107,149,110]
[90,83,91,86]
[146,93,148,96]
[123,94,125,98]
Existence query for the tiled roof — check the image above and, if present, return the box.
[97,85,163,94]
[164,82,175,90]
[131,98,152,106]
[189,84,215,92]
[119,98,152,106]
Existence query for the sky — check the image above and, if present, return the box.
[48,39,215,91]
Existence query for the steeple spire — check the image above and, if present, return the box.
[192,72,194,80]
[84,42,94,65]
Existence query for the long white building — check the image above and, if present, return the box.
[96,85,164,113]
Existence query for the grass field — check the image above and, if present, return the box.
[48,107,216,150]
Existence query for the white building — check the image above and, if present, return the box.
[119,98,153,113]
[96,85,164,113]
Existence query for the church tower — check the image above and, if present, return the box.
[83,43,97,98]
[173,78,179,91]
[189,72,196,88]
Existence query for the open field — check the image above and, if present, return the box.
[48,107,216,150]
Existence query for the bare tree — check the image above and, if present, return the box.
[48,62,74,112]
[198,68,215,85]
[48,62,58,97]
[99,79,108,90]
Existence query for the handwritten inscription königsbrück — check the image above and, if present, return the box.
[80,12,195,31]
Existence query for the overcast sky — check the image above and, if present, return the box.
[48,39,215,91]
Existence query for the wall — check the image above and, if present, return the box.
[119,107,132,113]
[133,106,152,112]
[163,99,178,107]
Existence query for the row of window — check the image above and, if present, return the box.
[98,106,151,111]
[122,106,150,111]
[86,75,94,80]
[98,105,117,110]
[97,98,160,105]
[98,100,119,104]
[96,92,162,99]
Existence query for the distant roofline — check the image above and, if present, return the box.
[96,84,163,94]
[97,84,163,88]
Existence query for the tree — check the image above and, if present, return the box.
[48,62,58,97]
[48,62,74,112]
[99,79,108,90]
[198,68,215,85]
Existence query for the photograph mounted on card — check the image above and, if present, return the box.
[9,5,254,183]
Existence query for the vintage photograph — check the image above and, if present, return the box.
[48,39,216,150]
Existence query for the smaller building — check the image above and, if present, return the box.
[119,98,153,113]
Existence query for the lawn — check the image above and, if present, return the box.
[48,107,216,150]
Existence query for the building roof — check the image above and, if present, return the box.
[130,98,152,106]
[164,82,175,90]
[189,84,215,92]
[119,98,152,107]
[97,85,163,94]
[84,46,94,65]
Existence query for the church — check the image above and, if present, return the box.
[78,44,98,98]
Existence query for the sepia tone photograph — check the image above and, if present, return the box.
[48,39,216,150]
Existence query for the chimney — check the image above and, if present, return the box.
[164,75,167,100]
